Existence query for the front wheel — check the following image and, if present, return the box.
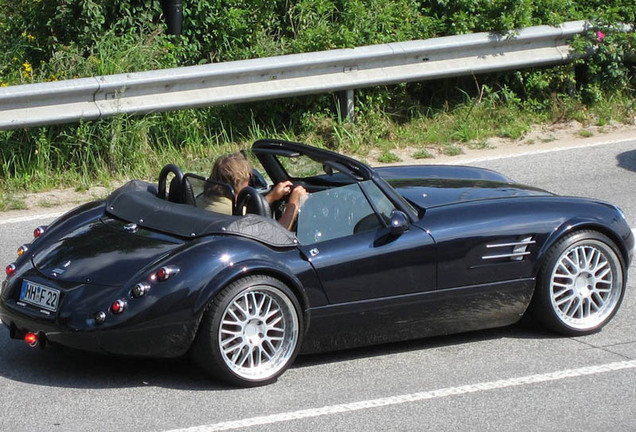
[531,230,626,336]
[192,275,302,387]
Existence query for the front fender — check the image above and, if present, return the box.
[533,211,634,277]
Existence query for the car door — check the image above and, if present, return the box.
[296,180,436,304]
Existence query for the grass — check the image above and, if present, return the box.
[0,89,634,206]
[0,195,27,211]
[412,149,434,159]
[377,150,401,163]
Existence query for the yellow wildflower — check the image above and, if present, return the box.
[21,31,36,42]
[22,62,33,79]
[1,82,8,87]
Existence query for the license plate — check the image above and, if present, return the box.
[20,280,60,312]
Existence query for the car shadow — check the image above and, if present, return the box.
[292,314,557,369]
[0,316,557,391]
[617,150,636,173]
[0,329,227,391]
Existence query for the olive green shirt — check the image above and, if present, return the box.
[196,194,233,215]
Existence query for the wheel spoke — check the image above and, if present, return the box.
[555,296,575,309]
[595,266,611,281]
[262,341,275,359]
[583,298,592,318]
[223,339,243,354]
[590,250,602,271]
[252,347,261,368]
[553,285,573,298]
[558,259,576,275]
[221,332,241,344]
[234,296,249,318]
[562,297,577,316]
[225,306,241,323]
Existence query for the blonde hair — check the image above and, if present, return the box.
[210,152,252,194]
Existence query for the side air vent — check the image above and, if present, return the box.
[482,236,535,261]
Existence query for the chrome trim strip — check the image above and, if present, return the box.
[486,240,536,249]
[482,251,531,260]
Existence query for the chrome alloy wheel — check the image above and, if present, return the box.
[218,286,299,381]
[549,242,623,330]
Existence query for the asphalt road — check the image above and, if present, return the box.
[1,138,635,432]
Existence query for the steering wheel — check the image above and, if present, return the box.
[158,164,184,201]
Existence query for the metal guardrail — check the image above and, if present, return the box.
[0,21,588,130]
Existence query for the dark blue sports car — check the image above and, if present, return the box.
[2,139,634,386]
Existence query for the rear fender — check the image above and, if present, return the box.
[193,258,311,330]
[22,200,106,262]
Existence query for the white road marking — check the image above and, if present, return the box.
[0,211,65,226]
[165,360,636,432]
[438,137,636,164]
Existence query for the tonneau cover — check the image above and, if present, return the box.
[105,180,297,247]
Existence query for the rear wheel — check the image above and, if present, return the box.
[532,230,625,335]
[192,275,302,387]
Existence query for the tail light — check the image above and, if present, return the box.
[24,332,38,347]
[154,265,180,282]
[110,299,126,314]
[5,264,16,277]
[33,226,47,238]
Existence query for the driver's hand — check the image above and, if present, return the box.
[266,181,294,203]
[288,185,307,207]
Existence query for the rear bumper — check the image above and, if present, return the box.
[0,297,199,358]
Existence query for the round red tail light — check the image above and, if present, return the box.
[6,264,16,277]
[24,332,38,347]
[155,266,180,282]
[110,299,126,314]
[33,226,47,238]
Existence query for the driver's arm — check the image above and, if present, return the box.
[277,186,307,230]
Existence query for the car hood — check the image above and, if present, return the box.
[32,217,183,285]
[387,177,553,209]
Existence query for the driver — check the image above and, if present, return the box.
[197,152,306,230]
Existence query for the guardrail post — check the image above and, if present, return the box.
[161,0,183,35]
[339,89,355,122]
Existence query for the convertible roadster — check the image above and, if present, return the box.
[1,139,634,386]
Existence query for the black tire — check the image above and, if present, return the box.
[530,230,626,336]
[192,275,303,387]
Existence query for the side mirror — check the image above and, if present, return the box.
[389,210,410,235]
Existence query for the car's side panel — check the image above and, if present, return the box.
[301,278,533,353]
[298,225,437,304]
[421,198,555,290]
[420,197,633,292]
